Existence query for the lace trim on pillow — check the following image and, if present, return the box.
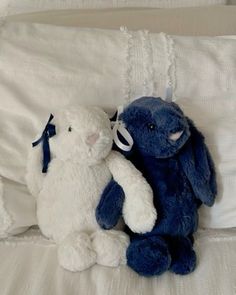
[165,34,176,101]
[140,30,154,97]
[121,29,173,102]
[120,26,133,104]
[121,28,157,102]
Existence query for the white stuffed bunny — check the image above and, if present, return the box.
[26,105,157,272]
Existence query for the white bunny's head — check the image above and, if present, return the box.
[50,106,113,165]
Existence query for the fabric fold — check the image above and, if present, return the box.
[0,0,228,17]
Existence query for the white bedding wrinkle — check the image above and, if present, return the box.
[0,177,37,238]
[0,177,12,238]
[0,228,235,295]
[0,0,227,17]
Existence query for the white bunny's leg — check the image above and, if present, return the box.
[58,232,97,272]
[91,230,129,267]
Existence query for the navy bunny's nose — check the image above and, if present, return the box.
[169,130,184,141]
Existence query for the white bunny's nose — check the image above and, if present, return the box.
[86,133,100,146]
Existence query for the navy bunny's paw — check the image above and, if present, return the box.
[95,211,116,230]
[168,236,197,275]
[96,180,125,230]
[196,186,215,207]
[126,236,171,277]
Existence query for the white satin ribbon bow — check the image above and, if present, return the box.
[111,106,134,152]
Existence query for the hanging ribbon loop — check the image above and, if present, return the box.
[32,114,56,173]
[111,106,133,152]
[165,86,173,102]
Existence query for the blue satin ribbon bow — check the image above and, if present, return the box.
[32,114,56,173]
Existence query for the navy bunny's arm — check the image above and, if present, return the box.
[178,119,217,207]
[96,179,125,230]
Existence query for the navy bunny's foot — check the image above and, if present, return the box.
[168,236,196,275]
[126,236,171,277]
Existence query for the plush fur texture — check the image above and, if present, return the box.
[96,179,125,230]
[96,97,217,277]
[106,151,157,234]
[26,105,156,272]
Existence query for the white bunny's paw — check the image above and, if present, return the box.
[123,199,157,234]
[91,230,129,267]
[58,232,97,272]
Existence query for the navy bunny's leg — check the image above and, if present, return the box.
[96,179,125,230]
[167,236,196,275]
[126,236,171,277]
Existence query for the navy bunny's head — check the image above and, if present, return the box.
[119,96,217,207]
[120,97,191,158]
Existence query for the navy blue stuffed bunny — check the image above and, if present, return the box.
[96,97,217,277]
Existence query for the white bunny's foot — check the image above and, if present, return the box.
[58,232,97,272]
[91,230,129,267]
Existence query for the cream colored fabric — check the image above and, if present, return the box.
[7,6,236,36]
[170,35,236,99]
[0,228,235,295]
[0,178,36,237]
[0,0,228,17]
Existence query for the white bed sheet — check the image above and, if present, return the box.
[0,228,235,295]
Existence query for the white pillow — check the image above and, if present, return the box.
[0,22,236,234]
[0,177,36,238]
[1,22,236,183]
[170,35,236,100]
[176,97,236,229]
[0,0,228,17]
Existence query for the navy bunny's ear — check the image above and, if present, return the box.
[178,118,217,207]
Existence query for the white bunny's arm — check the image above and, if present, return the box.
[25,144,46,198]
[106,151,157,234]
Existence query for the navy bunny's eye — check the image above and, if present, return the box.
[147,123,156,131]
[68,126,72,132]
